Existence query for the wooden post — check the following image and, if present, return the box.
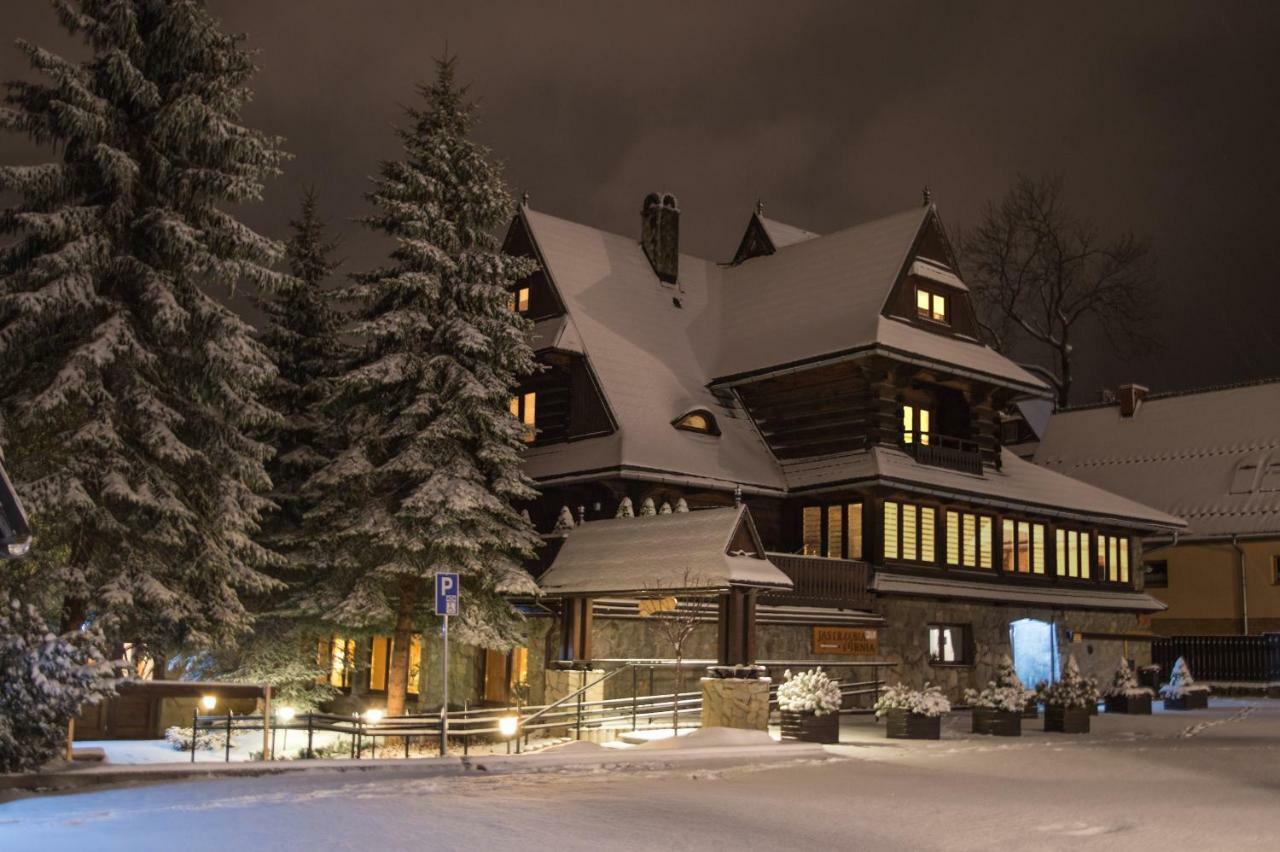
[262,684,271,762]
[65,718,75,762]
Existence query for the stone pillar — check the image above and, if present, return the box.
[700,673,772,731]
[543,668,605,737]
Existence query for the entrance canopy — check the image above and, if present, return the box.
[537,505,793,597]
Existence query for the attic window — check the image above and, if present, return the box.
[508,286,530,313]
[509,392,536,442]
[1229,454,1263,494]
[915,286,948,324]
[673,410,719,436]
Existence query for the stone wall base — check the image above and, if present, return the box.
[543,669,605,736]
[700,677,771,731]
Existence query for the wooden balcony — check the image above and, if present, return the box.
[763,552,874,609]
[902,432,983,475]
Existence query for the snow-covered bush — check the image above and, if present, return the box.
[164,725,229,753]
[1159,657,1210,699]
[993,653,1037,706]
[1038,655,1099,710]
[0,600,115,773]
[874,683,951,718]
[1104,657,1153,698]
[777,668,843,716]
[964,682,1026,713]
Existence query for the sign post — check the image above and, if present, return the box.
[435,572,459,756]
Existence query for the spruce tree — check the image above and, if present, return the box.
[0,1,287,653]
[307,57,540,715]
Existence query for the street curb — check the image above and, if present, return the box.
[0,742,828,801]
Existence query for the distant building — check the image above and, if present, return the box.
[1036,380,1280,635]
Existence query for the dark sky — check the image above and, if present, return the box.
[4,1,1279,402]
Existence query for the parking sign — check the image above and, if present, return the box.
[435,572,459,616]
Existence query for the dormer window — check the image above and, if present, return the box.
[673,409,719,435]
[902,404,932,445]
[915,286,948,324]
[509,392,536,442]
[508,286,531,313]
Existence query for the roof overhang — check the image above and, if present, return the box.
[872,573,1168,613]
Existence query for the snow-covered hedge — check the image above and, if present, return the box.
[1038,655,1099,710]
[964,682,1026,713]
[0,600,115,773]
[1159,657,1210,699]
[993,653,1037,706]
[1104,657,1153,698]
[164,725,229,753]
[874,683,951,718]
[777,668,842,716]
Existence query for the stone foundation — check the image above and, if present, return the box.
[700,677,771,730]
[543,669,605,735]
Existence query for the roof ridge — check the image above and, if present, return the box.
[1060,375,1280,412]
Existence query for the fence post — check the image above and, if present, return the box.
[576,688,584,741]
[306,713,314,759]
[191,707,198,764]
[632,665,638,732]
[224,712,232,763]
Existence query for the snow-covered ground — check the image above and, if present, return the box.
[4,699,1277,851]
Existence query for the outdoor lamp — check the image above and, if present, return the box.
[277,706,296,722]
[365,708,385,725]
[6,540,30,557]
[200,695,217,711]
[498,714,520,738]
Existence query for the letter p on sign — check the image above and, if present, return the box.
[435,572,459,616]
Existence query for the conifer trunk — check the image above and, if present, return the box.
[385,576,419,716]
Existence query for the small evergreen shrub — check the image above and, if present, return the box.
[1159,657,1210,699]
[777,668,842,716]
[1038,655,1099,710]
[874,683,951,718]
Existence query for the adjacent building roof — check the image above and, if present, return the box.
[1035,380,1280,539]
[537,506,793,596]
[872,573,1168,613]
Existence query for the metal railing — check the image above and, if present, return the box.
[1152,634,1280,682]
[902,432,984,475]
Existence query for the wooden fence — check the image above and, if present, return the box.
[1151,634,1280,682]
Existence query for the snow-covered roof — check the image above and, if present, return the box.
[1035,380,1280,539]
[780,447,1183,531]
[872,573,1168,612]
[757,215,820,250]
[537,506,793,596]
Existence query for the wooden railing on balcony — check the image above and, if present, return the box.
[763,552,873,609]
[902,432,983,475]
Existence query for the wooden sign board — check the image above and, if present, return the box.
[638,596,677,617]
[812,627,879,656]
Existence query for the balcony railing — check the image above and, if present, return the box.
[901,432,984,475]
[763,552,873,609]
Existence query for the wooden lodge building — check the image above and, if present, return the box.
[318,193,1186,713]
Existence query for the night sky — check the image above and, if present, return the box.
[3,1,1278,403]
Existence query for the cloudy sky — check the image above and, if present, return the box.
[3,1,1278,402]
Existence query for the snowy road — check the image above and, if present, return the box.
[2,699,1277,851]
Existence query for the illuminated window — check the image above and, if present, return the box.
[673,409,720,435]
[944,511,992,569]
[920,507,936,563]
[916,287,949,324]
[802,502,863,559]
[826,505,843,559]
[903,404,932,445]
[1055,529,1090,578]
[979,516,993,568]
[801,506,822,555]
[946,512,960,565]
[327,636,355,689]
[408,635,422,695]
[370,636,389,691]
[928,624,971,664]
[1095,535,1131,583]
[884,502,899,560]
[508,286,530,313]
[903,504,918,561]
[510,392,537,442]
[1003,520,1043,573]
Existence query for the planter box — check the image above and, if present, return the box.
[1105,693,1152,715]
[971,707,1022,737]
[1043,704,1091,734]
[780,710,840,744]
[1163,692,1209,711]
[884,708,942,740]
[1021,700,1039,719]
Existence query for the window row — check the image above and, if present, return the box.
[317,635,422,695]
[878,501,1131,583]
[801,502,864,560]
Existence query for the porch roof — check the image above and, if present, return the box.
[537,506,794,597]
[872,573,1168,612]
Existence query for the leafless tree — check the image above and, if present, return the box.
[641,573,713,733]
[961,174,1160,407]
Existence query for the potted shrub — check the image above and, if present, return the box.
[1041,655,1098,734]
[777,668,842,744]
[1160,657,1210,710]
[993,654,1038,718]
[875,683,950,740]
[1103,657,1153,714]
[964,681,1024,736]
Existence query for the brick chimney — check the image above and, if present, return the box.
[1118,383,1149,417]
[641,192,679,284]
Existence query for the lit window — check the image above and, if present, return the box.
[802,506,822,556]
[916,287,949,324]
[884,502,899,560]
[826,505,843,558]
[903,504,918,561]
[802,502,863,559]
[673,410,719,435]
[510,392,536,442]
[920,507,936,563]
[509,286,530,312]
[847,503,863,559]
[928,624,971,664]
[979,517,993,568]
[903,404,932,445]
[945,511,992,569]
[962,513,977,567]
[946,512,960,565]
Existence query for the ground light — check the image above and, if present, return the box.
[498,715,519,738]
[201,695,217,711]
[276,706,296,756]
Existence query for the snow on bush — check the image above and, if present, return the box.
[1104,657,1153,698]
[964,682,1026,713]
[1159,657,1210,698]
[777,668,842,716]
[1038,655,1099,710]
[874,683,951,718]
[0,600,115,773]
[165,725,229,753]
[993,653,1037,706]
